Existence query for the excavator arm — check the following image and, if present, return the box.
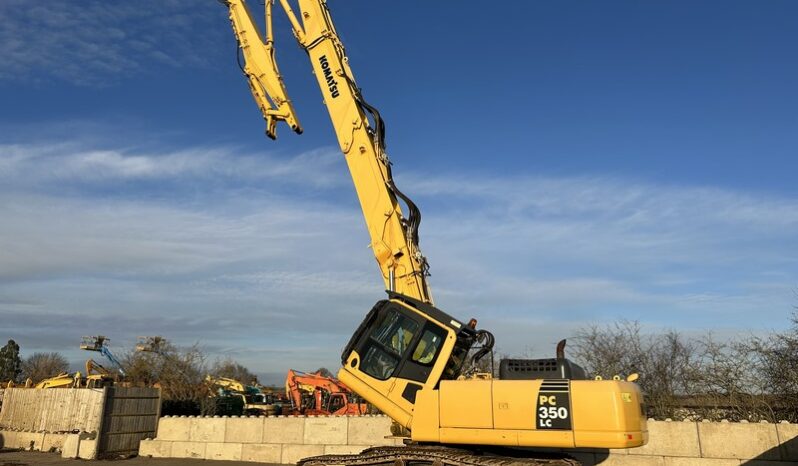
[222,0,432,303]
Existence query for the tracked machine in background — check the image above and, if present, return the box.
[285,369,368,415]
[219,1,647,464]
[205,375,283,415]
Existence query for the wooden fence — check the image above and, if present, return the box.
[98,387,161,456]
[0,387,160,458]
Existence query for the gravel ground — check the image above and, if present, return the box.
[0,449,282,466]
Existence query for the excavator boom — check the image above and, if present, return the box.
[223,0,431,304]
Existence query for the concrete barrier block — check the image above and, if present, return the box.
[225,416,264,443]
[304,416,348,445]
[78,438,98,459]
[282,444,325,464]
[171,441,207,459]
[663,458,740,466]
[17,432,45,451]
[348,416,393,445]
[61,434,81,459]
[157,416,191,441]
[189,417,226,442]
[699,421,779,460]
[138,439,173,457]
[42,433,66,452]
[0,430,18,449]
[264,416,304,444]
[629,421,700,457]
[599,455,665,465]
[324,444,371,455]
[776,422,798,461]
[206,442,243,461]
[242,443,282,463]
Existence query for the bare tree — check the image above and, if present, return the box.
[21,352,70,383]
[211,358,259,385]
[745,312,798,422]
[572,321,697,419]
[121,338,214,415]
[572,320,645,380]
[572,316,798,422]
[683,335,770,421]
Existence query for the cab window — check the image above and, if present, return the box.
[361,309,419,380]
[411,325,445,365]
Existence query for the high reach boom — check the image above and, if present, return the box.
[223,0,432,304]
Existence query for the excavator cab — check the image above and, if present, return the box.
[339,293,647,449]
[338,293,477,427]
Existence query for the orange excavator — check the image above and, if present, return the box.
[285,369,369,415]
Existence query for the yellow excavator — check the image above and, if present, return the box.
[219,1,647,464]
[35,372,81,389]
[31,360,114,389]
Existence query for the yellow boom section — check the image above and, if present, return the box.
[226,0,302,139]
[223,0,432,303]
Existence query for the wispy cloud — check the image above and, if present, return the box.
[0,0,226,85]
[1,137,795,376]
[0,142,347,189]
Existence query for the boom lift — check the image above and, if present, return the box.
[220,1,647,464]
[80,336,126,378]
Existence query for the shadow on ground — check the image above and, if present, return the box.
[740,433,798,464]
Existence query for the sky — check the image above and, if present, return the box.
[1,1,796,385]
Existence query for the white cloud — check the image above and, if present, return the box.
[1,139,796,374]
[0,142,346,188]
[0,0,225,85]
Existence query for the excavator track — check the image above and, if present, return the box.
[298,445,581,466]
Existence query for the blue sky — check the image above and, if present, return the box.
[1,1,796,384]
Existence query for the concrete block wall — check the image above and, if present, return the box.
[574,419,798,465]
[139,414,401,463]
[0,387,105,433]
[0,430,98,460]
[0,388,107,459]
[140,416,798,465]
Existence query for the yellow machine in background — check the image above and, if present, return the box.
[34,372,81,389]
[221,0,647,462]
[206,375,280,416]
[84,359,116,388]
[31,359,114,389]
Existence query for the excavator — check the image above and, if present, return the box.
[285,369,368,416]
[219,1,647,465]
[83,359,114,388]
[31,360,114,389]
[205,375,281,415]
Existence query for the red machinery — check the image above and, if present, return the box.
[285,369,369,415]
